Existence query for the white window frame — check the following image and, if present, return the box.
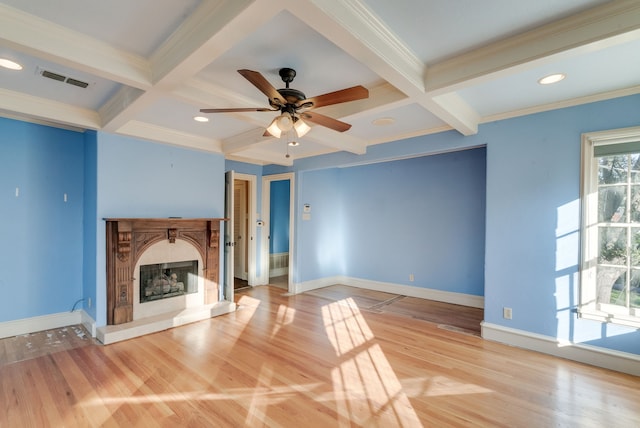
[580,126,640,329]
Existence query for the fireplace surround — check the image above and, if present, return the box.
[98,218,233,344]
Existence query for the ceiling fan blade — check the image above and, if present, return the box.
[299,85,368,109]
[199,107,275,113]
[238,69,284,106]
[300,111,352,132]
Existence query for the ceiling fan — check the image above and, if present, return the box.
[200,68,369,138]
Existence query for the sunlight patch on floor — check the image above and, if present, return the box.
[401,376,493,397]
[270,304,296,339]
[322,298,422,426]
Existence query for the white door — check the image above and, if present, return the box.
[224,170,235,300]
[233,180,248,280]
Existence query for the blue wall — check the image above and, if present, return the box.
[339,149,486,294]
[0,118,84,322]
[269,180,290,254]
[296,168,344,282]
[484,95,640,354]
[90,133,225,326]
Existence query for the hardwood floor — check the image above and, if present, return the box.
[1,285,639,427]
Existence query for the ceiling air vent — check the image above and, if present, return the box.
[41,70,65,82]
[65,78,89,88]
[39,68,90,89]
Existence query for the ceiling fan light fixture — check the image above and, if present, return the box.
[294,117,311,137]
[266,118,283,138]
[288,141,299,147]
[193,116,209,122]
[276,112,293,131]
[267,112,295,138]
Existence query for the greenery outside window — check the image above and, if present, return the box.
[580,126,640,329]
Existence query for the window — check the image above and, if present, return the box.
[580,126,640,328]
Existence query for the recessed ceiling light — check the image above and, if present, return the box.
[538,73,566,85]
[372,117,395,126]
[0,58,23,70]
[193,116,209,122]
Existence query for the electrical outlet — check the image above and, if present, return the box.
[409,274,415,282]
[503,307,512,320]
[88,297,92,308]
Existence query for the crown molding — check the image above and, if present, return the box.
[426,0,640,95]
[0,87,100,129]
[481,84,640,125]
[117,120,222,153]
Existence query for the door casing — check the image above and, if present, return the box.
[261,173,295,291]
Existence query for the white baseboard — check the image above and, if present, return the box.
[482,322,640,376]
[269,268,288,277]
[344,277,484,308]
[0,311,83,339]
[292,276,344,294]
[291,275,484,308]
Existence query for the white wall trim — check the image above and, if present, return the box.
[482,322,640,377]
[291,276,344,295]
[81,311,97,338]
[291,275,484,308]
[344,277,484,308]
[0,311,83,339]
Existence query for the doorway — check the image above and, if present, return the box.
[224,171,257,293]
[262,173,295,291]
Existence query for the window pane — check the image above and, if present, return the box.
[631,269,640,309]
[630,154,640,183]
[598,155,628,184]
[631,186,640,223]
[598,227,627,265]
[631,228,640,266]
[596,266,626,306]
[598,186,626,222]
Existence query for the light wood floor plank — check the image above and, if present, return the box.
[1,285,639,427]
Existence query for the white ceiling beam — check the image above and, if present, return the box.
[420,93,479,136]
[288,0,481,136]
[304,126,367,155]
[102,0,281,133]
[149,0,280,85]
[290,0,424,96]
[227,149,294,167]
[426,0,640,95]
[118,120,222,153]
[222,128,273,154]
[0,88,101,129]
[0,4,151,89]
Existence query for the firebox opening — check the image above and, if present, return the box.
[139,260,198,303]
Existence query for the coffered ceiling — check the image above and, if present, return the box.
[1,0,639,165]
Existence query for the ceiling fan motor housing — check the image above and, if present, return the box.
[269,68,308,110]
